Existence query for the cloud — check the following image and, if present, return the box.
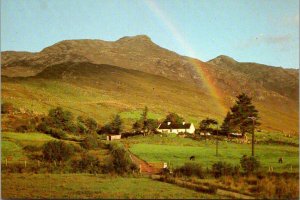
[256,34,293,44]
[281,14,299,28]
[238,34,296,50]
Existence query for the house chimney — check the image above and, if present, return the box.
[167,122,171,125]
[182,121,186,125]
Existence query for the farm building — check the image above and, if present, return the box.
[106,134,122,141]
[157,122,195,134]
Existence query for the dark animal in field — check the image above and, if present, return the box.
[161,168,170,175]
[278,157,283,163]
[190,156,195,161]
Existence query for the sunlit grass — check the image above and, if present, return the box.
[128,135,299,172]
[2,173,218,199]
[1,141,25,161]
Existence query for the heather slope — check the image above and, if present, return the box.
[1,35,298,133]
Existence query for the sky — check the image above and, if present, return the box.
[1,0,299,68]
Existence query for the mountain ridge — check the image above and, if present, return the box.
[1,35,298,132]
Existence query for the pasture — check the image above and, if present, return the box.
[127,134,299,172]
[1,132,57,161]
[1,173,218,199]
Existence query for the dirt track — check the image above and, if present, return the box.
[129,152,161,174]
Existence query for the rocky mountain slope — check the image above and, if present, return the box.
[1,35,298,132]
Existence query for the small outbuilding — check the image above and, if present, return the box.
[156,122,195,134]
[106,134,122,141]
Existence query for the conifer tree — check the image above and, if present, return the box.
[221,93,259,137]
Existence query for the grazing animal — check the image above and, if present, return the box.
[278,157,283,163]
[190,156,195,161]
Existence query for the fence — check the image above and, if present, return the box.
[2,158,71,173]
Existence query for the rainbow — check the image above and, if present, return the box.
[144,0,227,116]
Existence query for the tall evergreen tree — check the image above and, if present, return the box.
[199,118,218,133]
[221,93,260,137]
[110,114,123,134]
[220,112,232,135]
[164,112,184,125]
[142,106,148,134]
[132,106,158,136]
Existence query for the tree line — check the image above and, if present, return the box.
[2,93,259,138]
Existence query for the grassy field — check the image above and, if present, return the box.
[127,134,299,172]
[1,173,219,199]
[1,132,57,161]
[2,132,56,144]
[1,131,299,199]
[1,132,84,162]
[2,141,25,161]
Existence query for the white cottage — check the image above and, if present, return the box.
[157,122,195,134]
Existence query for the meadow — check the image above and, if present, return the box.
[1,173,218,199]
[1,131,299,199]
[126,134,299,172]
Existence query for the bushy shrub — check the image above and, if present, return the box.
[257,176,299,199]
[42,141,74,162]
[207,185,218,194]
[37,121,50,133]
[98,124,112,135]
[80,135,99,150]
[212,161,239,178]
[1,102,14,114]
[77,122,88,134]
[77,116,98,134]
[110,147,132,174]
[23,145,41,152]
[240,155,260,174]
[105,143,138,174]
[48,107,74,129]
[37,107,77,134]
[16,125,29,133]
[174,163,204,178]
[65,123,78,133]
[121,131,143,138]
[45,128,67,139]
[71,153,101,173]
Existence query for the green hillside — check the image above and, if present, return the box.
[1,62,221,130]
[2,62,298,132]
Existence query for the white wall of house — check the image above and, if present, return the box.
[188,123,195,134]
[157,123,195,134]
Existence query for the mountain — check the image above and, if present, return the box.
[1,35,299,133]
[208,55,299,100]
[2,35,203,87]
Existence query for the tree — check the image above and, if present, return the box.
[77,116,98,134]
[141,106,148,124]
[47,107,74,131]
[199,118,218,133]
[240,155,260,174]
[222,93,260,137]
[145,119,159,133]
[220,112,232,135]
[42,141,74,162]
[132,107,159,136]
[85,117,98,133]
[164,112,184,125]
[132,120,143,133]
[98,124,113,135]
[81,135,99,150]
[141,106,148,134]
[110,114,123,134]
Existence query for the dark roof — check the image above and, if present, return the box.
[158,122,192,129]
